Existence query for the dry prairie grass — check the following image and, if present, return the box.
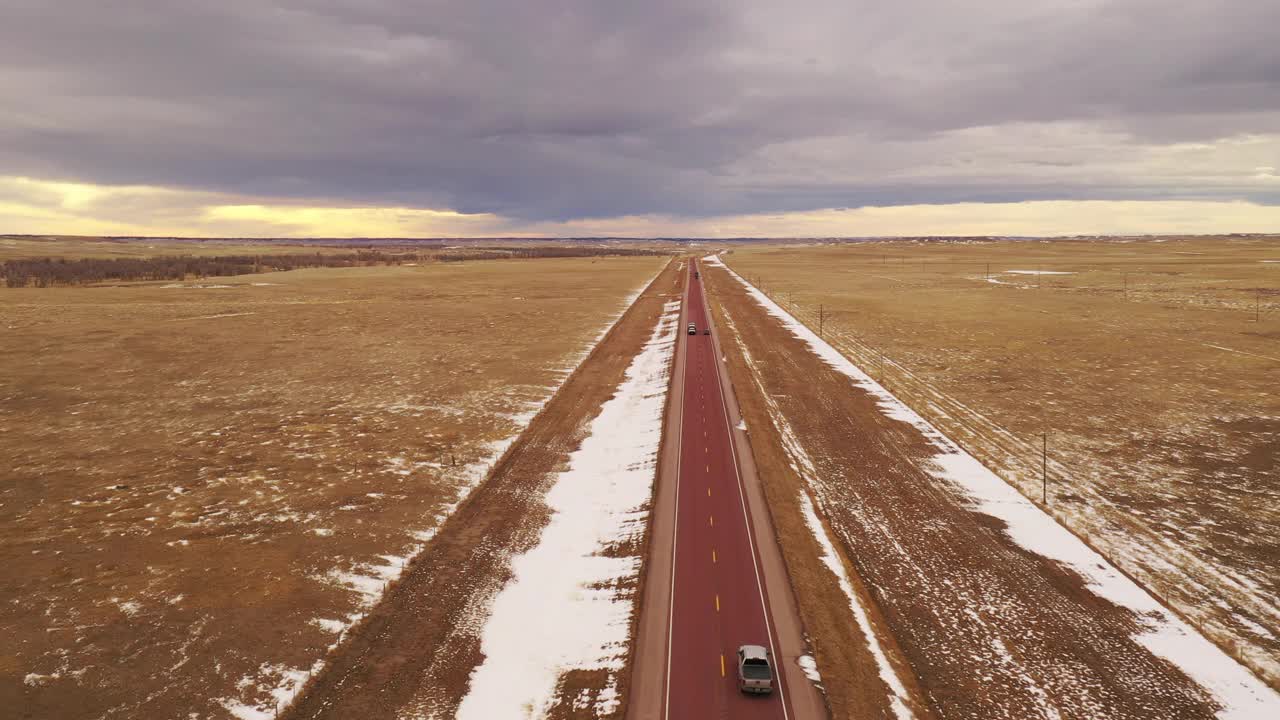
[0,253,664,719]
[721,236,1280,689]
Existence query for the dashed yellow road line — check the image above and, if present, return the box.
[715,594,720,612]
[712,549,717,563]
[709,515,714,527]
[720,654,726,677]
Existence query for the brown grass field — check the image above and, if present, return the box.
[719,236,1280,690]
[0,252,665,719]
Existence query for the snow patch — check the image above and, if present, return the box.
[798,655,822,685]
[112,598,141,616]
[310,618,345,634]
[220,661,322,720]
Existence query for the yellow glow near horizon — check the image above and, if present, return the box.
[2,174,1279,238]
[203,203,501,236]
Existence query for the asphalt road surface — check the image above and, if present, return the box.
[664,261,792,719]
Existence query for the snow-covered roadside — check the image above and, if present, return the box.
[706,255,1280,719]
[726,315,915,718]
[220,268,664,720]
[456,297,681,719]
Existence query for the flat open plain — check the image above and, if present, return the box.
[1,253,665,719]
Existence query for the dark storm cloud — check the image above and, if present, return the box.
[1,0,1278,220]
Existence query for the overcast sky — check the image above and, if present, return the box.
[2,0,1278,235]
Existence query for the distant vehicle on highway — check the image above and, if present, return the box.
[703,327,710,335]
[695,271,700,279]
[687,322,697,335]
[736,644,773,694]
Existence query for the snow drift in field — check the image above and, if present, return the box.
[707,254,1280,719]
[456,298,681,719]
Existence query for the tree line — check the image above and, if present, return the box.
[2,245,669,287]
[1,250,425,287]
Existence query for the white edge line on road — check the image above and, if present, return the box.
[662,265,688,720]
[704,265,794,720]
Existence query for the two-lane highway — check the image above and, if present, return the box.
[664,260,791,719]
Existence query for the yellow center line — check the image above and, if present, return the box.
[715,594,720,612]
[706,464,710,473]
[707,487,711,497]
[720,654,726,677]
[709,515,714,527]
[712,549,717,563]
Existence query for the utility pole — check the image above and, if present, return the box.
[819,304,825,338]
[1042,432,1048,504]
[985,262,990,281]
[1124,272,1128,300]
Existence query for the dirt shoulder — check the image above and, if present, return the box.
[702,261,1223,720]
[284,260,681,720]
